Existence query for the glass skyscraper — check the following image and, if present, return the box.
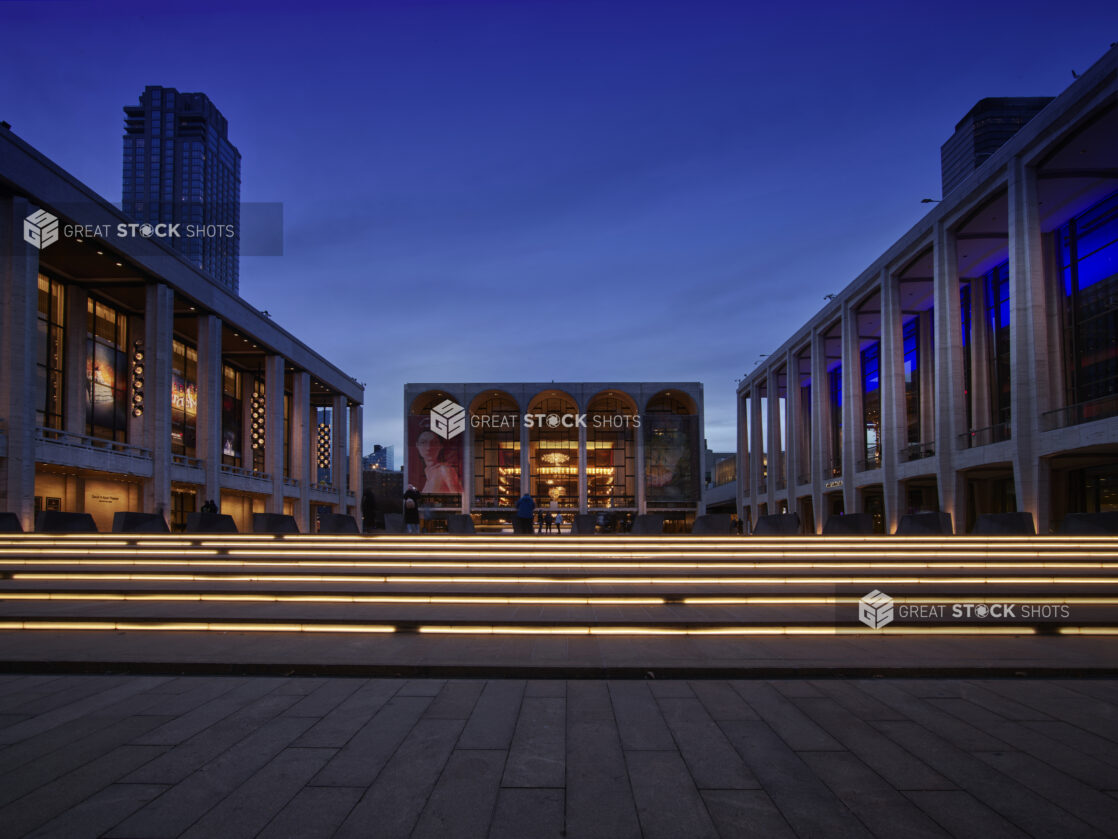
[123,86,242,293]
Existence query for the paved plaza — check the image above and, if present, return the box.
[1,673,1117,838]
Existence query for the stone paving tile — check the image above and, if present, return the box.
[502,695,564,787]
[731,680,844,751]
[410,749,506,839]
[973,749,1118,835]
[122,690,303,784]
[0,676,170,746]
[625,749,720,839]
[107,716,315,837]
[180,747,336,839]
[608,681,675,751]
[334,718,464,839]
[256,786,364,839]
[311,695,432,787]
[689,679,761,721]
[791,696,952,791]
[700,789,797,839]
[291,678,400,748]
[488,788,566,839]
[422,678,485,719]
[801,751,949,839]
[0,713,171,808]
[721,719,872,839]
[24,783,167,839]
[871,719,1105,839]
[0,675,1115,838]
[282,678,363,719]
[456,679,524,749]
[0,744,168,837]
[566,684,642,839]
[904,789,1031,839]
[655,696,758,790]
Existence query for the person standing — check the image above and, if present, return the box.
[554,512,564,534]
[515,492,535,535]
[361,489,377,533]
[544,511,554,534]
[403,484,421,534]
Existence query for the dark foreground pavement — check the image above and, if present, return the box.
[1,673,1117,838]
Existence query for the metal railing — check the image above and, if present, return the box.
[1041,393,1118,431]
[37,426,152,460]
[856,446,882,473]
[959,422,1011,449]
[312,481,336,493]
[220,463,271,481]
[827,457,842,478]
[899,441,935,462]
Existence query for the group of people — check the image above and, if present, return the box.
[514,493,565,534]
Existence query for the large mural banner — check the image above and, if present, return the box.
[407,414,464,497]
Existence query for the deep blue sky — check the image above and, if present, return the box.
[3,0,1117,455]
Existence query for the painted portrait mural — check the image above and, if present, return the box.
[407,414,464,499]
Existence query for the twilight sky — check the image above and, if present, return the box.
[2,0,1117,455]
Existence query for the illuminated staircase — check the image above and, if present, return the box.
[1,534,1116,642]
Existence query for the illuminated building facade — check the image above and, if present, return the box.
[405,383,704,530]
[1,126,362,532]
[737,45,1118,534]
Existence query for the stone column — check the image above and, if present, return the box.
[784,350,800,510]
[142,282,174,517]
[810,328,828,533]
[748,384,763,524]
[520,417,531,499]
[195,314,223,505]
[969,275,992,433]
[765,368,778,512]
[840,302,861,514]
[933,222,966,532]
[461,405,472,515]
[919,311,935,445]
[578,420,588,514]
[331,393,347,512]
[636,413,647,515]
[63,286,88,435]
[264,354,285,514]
[0,196,39,528]
[735,390,746,524]
[290,371,311,531]
[880,270,906,533]
[1008,157,1051,532]
[348,403,362,518]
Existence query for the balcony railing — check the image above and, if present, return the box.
[827,457,842,478]
[856,446,882,473]
[756,481,767,495]
[37,427,152,460]
[312,481,336,493]
[775,477,786,491]
[796,472,812,486]
[1041,393,1118,431]
[283,476,300,488]
[172,453,203,469]
[899,441,935,462]
[220,463,271,482]
[959,422,1011,449]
